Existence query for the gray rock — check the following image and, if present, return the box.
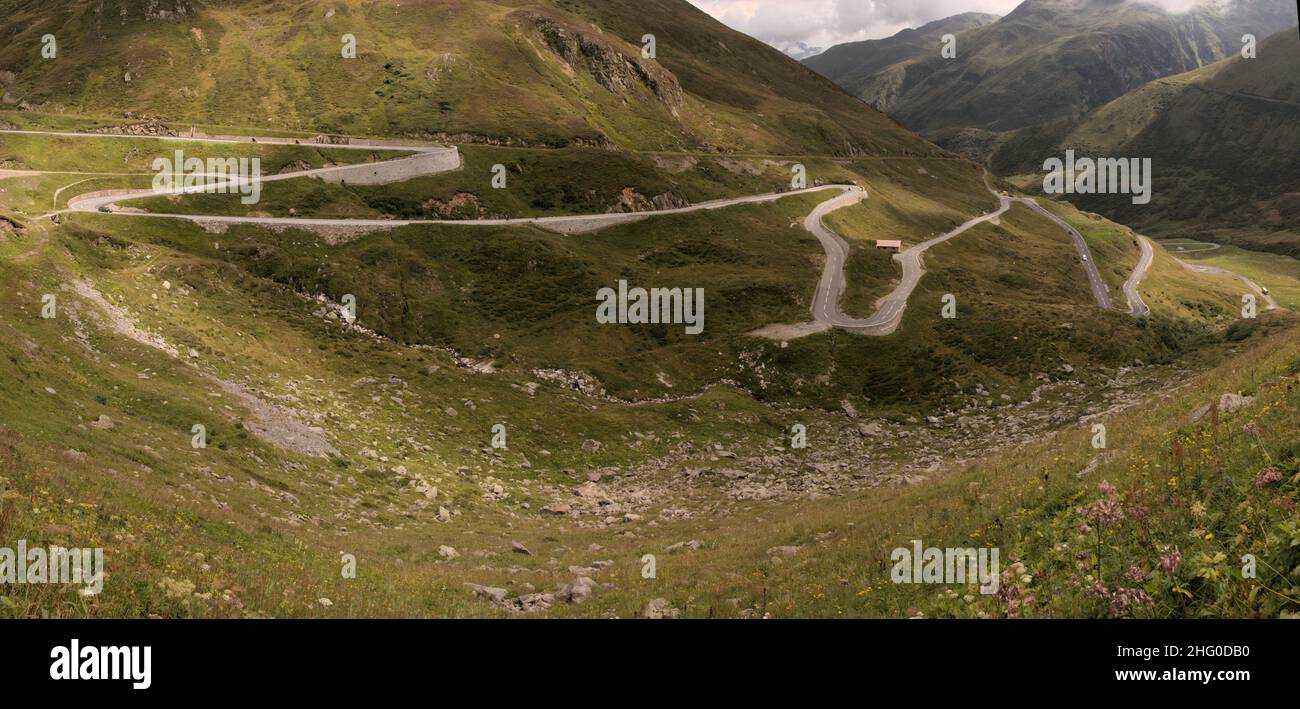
[1219,392,1253,413]
[464,583,507,603]
[557,576,595,604]
[89,415,115,430]
[641,597,680,619]
[857,422,883,437]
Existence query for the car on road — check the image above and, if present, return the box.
[1262,287,1270,295]
[97,206,111,213]
[1081,254,1088,262]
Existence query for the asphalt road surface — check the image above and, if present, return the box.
[1122,235,1155,317]
[1009,196,1112,310]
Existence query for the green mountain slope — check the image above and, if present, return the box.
[802,12,1000,99]
[0,0,939,156]
[993,28,1300,257]
[806,0,1297,145]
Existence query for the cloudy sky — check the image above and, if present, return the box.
[686,0,1022,53]
[686,0,1208,54]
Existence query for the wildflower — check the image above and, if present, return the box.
[1254,467,1282,488]
[1160,546,1181,576]
[1108,587,1154,616]
[1190,500,1206,519]
[1081,497,1124,525]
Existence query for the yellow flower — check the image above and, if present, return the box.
[1204,533,1214,540]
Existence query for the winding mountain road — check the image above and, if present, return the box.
[1010,196,1112,310]
[1176,258,1278,311]
[784,175,1130,338]
[1122,235,1155,317]
[4,127,1273,337]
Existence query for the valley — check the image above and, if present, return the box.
[0,0,1296,625]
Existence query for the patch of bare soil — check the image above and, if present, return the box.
[68,278,338,457]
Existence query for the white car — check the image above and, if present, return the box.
[1081,254,1088,262]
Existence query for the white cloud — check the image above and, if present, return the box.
[686,0,1225,54]
[687,0,1022,52]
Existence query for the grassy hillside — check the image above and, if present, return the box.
[1,198,1294,618]
[37,132,1250,409]
[0,0,941,157]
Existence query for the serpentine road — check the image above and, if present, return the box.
[795,176,1128,337]
[1123,236,1155,317]
[5,127,1271,337]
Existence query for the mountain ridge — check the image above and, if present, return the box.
[804,0,1298,144]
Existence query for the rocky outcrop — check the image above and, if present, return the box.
[81,119,178,137]
[533,15,683,108]
[421,192,494,220]
[140,0,193,21]
[608,187,689,214]
[276,159,311,175]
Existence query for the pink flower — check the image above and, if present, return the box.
[1254,467,1282,488]
[1160,546,1181,576]
[1081,498,1124,525]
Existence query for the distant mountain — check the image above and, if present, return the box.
[0,0,941,157]
[803,12,1000,99]
[993,28,1300,257]
[783,42,825,60]
[807,0,1297,146]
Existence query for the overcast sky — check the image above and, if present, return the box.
[686,0,1022,52]
[686,0,1209,53]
